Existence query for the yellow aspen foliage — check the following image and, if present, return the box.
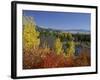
[66,41,75,57]
[23,17,40,50]
[54,38,62,55]
[67,33,73,41]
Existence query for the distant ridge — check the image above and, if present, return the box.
[36,26,90,34]
[62,29,90,34]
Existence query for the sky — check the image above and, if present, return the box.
[23,10,91,31]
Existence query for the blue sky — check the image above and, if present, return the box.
[23,10,91,30]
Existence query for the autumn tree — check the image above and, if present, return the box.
[23,16,40,50]
[54,38,62,55]
[66,33,75,57]
[66,41,75,57]
[67,33,73,41]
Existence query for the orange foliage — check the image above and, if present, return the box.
[23,47,90,69]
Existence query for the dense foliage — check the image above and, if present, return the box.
[23,16,91,69]
[54,38,62,55]
[23,20,40,50]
